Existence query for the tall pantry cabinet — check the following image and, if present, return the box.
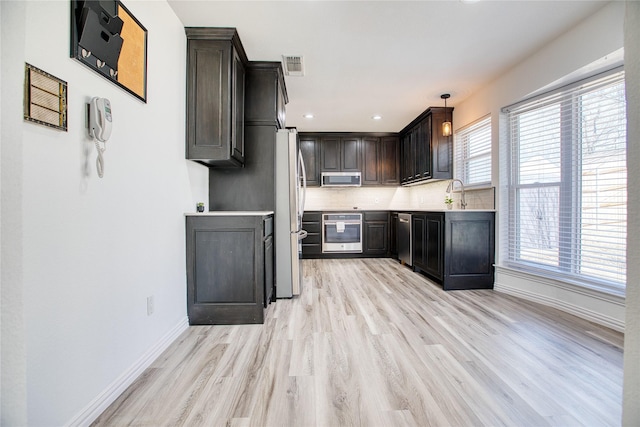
[184,28,286,325]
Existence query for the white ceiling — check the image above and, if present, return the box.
[167,0,609,132]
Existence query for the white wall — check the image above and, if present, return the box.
[1,1,208,425]
[452,1,627,330]
[623,2,639,424]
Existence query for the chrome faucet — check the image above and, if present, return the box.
[446,179,467,210]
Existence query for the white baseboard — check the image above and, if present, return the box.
[65,316,189,427]
[494,268,625,332]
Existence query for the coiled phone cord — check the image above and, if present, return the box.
[93,136,106,178]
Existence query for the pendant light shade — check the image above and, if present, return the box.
[441,93,452,137]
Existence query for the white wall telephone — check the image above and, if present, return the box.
[88,97,112,178]
[89,97,112,142]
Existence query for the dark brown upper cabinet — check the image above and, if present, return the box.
[299,133,399,186]
[244,61,287,128]
[362,136,380,185]
[299,134,320,187]
[320,136,360,172]
[400,107,453,185]
[362,136,400,186]
[430,108,454,179]
[380,136,401,185]
[186,28,248,167]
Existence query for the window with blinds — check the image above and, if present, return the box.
[503,69,626,292]
[454,116,491,187]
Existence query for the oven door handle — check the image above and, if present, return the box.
[324,221,360,225]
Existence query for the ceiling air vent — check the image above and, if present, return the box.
[282,55,305,77]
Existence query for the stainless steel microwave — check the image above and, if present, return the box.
[321,172,361,187]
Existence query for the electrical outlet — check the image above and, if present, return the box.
[147,296,154,316]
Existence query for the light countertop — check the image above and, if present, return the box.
[185,211,274,217]
[305,208,495,213]
[396,209,496,213]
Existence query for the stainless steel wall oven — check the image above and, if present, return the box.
[322,213,363,253]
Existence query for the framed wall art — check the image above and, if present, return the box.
[24,63,68,131]
[70,0,147,102]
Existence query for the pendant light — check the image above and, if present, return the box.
[441,93,452,137]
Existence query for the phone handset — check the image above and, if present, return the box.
[89,97,112,178]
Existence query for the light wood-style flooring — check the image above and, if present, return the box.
[93,258,624,426]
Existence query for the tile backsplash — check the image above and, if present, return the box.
[304,181,495,211]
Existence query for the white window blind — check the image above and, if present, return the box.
[503,69,626,291]
[454,116,491,187]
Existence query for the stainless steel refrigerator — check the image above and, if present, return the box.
[275,128,307,298]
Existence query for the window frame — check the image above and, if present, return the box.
[503,67,627,294]
[454,115,492,189]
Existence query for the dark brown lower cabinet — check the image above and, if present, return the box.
[412,213,444,281]
[301,211,322,258]
[412,211,495,290]
[186,214,273,324]
[302,211,391,258]
[363,211,389,256]
[390,212,399,258]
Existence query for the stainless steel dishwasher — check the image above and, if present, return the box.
[398,213,412,266]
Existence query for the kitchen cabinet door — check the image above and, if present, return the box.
[264,233,274,306]
[443,211,495,290]
[415,117,431,180]
[390,212,398,258]
[299,136,320,186]
[412,214,426,269]
[341,137,360,171]
[410,128,421,180]
[320,137,360,172]
[430,108,453,180]
[364,222,388,255]
[412,213,444,281]
[362,136,398,186]
[231,49,245,162]
[320,136,341,171]
[401,132,413,184]
[362,136,380,185]
[380,136,400,185]
[424,213,444,280]
[363,211,389,256]
[185,28,248,166]
[186,214,271,324]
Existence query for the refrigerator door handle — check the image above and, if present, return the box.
[298,149,307,219]
[297,229,308,240]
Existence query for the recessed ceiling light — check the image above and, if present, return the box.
[372,115,382,120]
[303,113,314,119]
